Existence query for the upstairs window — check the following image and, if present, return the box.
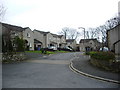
[27,33,30,37]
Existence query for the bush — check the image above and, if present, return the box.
[85,51,97,55]
[13,36,25,52]
[40,48,47,54]
[89,51,120,72]
[90,51,115,61]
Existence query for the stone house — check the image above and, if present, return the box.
[1,23,24,52]
[33,30,50,49]
[49,33,66,48]
[79,39,101,52]
[1,23,34,51]
[1,23,66,51]
[58,35,66,48]
[33,29,66,49]
[107,24,120,54]
[23,27,34,50]
[66,39,77,50]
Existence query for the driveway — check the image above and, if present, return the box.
[2,52,119,88]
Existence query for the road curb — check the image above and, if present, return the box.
[69,61,120,84]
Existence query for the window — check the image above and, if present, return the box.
[15,33,18,36]
[29,43,32,48]
[27,33,30,37]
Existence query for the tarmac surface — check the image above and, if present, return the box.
[2,52,119,88]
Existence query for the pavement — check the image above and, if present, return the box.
[70,54,120,84]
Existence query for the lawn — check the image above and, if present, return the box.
[25,50,70,54]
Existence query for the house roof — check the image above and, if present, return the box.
[34,29,50,34]
[66,39,75,42]
[34,39,42,44]
[2,23,25,32]
[51,33,58,37]
[79,39,99,43]
[50,41,57,44]
[51,33,63,38]
[58,35,64,38]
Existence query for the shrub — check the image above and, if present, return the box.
[40,48,47,54]
[13,36,25,52]
[90,51,115,61]
[85,51,97,55]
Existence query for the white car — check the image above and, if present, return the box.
[99,47,109,52]
[64,46,73,51]
[48,46,57,50]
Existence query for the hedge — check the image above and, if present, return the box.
[89,51,120,72]
[90,51,115,61]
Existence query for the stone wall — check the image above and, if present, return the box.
[2,52,26,63]
[90,58,120,72]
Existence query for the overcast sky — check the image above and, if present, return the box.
[1,0,119,42]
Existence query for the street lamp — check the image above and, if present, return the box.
[78,27,85,39]
[78,27,85,52]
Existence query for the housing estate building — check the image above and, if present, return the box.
[107,24,120,54]
[66,39,77,50]
[1,23,24,52]
[49,33,66,48]
[33,30,49,49]
[1,23,34,51]
[33,29,66,50]
[79,39,101,52]
[23,27,34,50]
[1,23,67,51]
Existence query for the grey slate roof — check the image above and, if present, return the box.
[79,39,99,43]
[66,39,75,42]
[2,23,25,32]
[34,29,50,34]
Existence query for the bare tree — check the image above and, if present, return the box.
[85,28,99,40]
[85,31,89,39]
[59,27,69,39]
[105,15,120,30]
[96,25,107,48]
[0,4,6,21]
[59,27,80,40]
[67,28,80,39]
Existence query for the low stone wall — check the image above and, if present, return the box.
[2,52,26,63]
[90,58,120,73]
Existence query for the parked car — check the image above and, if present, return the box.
[48,46,57,51]
[63,46,73,51]
[99,47,109,52]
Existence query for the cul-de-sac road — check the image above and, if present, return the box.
[2,52,119,88]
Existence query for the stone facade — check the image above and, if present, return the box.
[23,27,34,50]
[1,23,24,52]
[1,23,35,51]
[33,30,66,49]
[107,24,120,54]
[79,39,101,52]
[1,23,66,51]
[33,30,50,48]
[66,39,77,50]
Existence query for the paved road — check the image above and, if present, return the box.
[2,52,119,88]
